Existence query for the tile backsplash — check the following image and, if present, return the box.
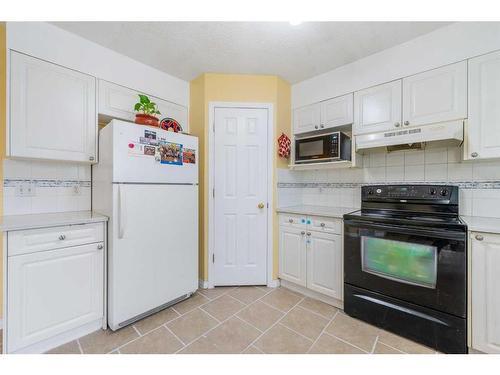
[277,147,500,218]
[3,159,91,215]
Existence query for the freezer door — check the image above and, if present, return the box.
[111,120,198,184]
[107,183,198,329]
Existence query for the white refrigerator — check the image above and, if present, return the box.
[92,120,198,330]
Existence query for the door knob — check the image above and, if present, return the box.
[58,234,66,240]
[315,125,319,129]
[320,124,324,128]
[404,121,410,126]
[300,231,306,235]
[258,202,265,209]
[475,234,484,241]
[471,152,479,158]
[394,122,401,127]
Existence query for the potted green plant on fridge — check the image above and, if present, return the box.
[134,94,161,127]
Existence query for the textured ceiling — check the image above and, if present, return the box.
[53,22,451,83]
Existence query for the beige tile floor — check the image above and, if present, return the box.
[46,286,437,354]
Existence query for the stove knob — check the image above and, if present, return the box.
[440,189,448,196]
[429,188,437,195]
[367,189,374,195]
[376,188,382,194]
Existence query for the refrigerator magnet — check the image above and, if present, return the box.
[159,142,183,165]
[183,148,196,164]
[144,130,157,140]
[143,145,156,156]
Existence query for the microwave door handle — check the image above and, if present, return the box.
[343,219,465,241]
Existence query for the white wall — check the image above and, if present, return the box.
[292,22,500,108]
[6,22,189,106]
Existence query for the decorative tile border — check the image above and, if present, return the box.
[4,179,92,188]
[277,181,500,189]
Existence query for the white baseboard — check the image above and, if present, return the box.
[280,279,344,310]
[267,279,280,288]
[198,279,209,289]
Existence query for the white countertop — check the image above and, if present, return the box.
[0,211,109,232]
[461,216,500,235]
[276,205,357,219]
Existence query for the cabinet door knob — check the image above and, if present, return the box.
[58,234,66,240]
[89,156,95,161]
[320,222,325,227]
[394,122,400,127]
[300,231,306,235]
[314,125,319,129]
[475,234,484,241]
[320,124,324,128]
[471,152,479,158]
[404,121,410,126]
[97,244,104,250]
[306,232,311,236]
[288,218,294,223]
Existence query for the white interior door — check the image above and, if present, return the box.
[213,107,269,286]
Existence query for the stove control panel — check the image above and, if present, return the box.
[362,185,457,201]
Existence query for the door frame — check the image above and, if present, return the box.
[207,102,275,288]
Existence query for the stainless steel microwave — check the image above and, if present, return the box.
[295,131,351,164]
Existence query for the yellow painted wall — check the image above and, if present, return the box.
[0,23,6,319]
[189,73,291,282]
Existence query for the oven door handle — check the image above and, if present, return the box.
[343,219,466,241]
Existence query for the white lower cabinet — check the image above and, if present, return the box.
[4,222,106,353]
[278,214,343,301]
[307,231,342,299]
[471,231,500,354]
[279,226,307,287]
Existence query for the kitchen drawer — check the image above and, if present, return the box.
[8,223,104,257]
[279,214,307,228]
[310,216,342,234]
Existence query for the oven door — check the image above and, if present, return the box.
[344,219,466,317]
[295,134,336,163]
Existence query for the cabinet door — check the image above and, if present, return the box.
[466,51,500,161]
[279,226,306,287]
[7,243,104,352]
[403,61,467,128]
[354,80,402,135]
[10,51,97,163]
[293,103,320,134]
[320,93,353,130]
[471,232,500,354]
[307,231,342,299]
[98,80,189,132]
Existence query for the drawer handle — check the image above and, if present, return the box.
[320,223,325,227]
[58,234,66,240]
[289,218,294,223]
[97,244,104,250]
[475,234,484,241]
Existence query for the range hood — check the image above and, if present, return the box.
[355,120,464,153]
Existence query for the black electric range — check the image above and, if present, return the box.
[343,184,467,354]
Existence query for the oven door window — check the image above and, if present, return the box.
[361,236,437,289]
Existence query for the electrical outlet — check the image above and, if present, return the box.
[16,182,36,197]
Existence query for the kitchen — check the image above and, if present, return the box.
[1,13,500,369]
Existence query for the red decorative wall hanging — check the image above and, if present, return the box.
[277,132,291,158]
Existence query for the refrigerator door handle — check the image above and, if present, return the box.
[118,184,126,239]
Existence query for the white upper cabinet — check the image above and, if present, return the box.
[354,80,402,135]
[9,51,97,163]
[402,61,467,128]
[466,50,500,161]
[293,103,320,134]
[320,93,353,130]
[98,80,189,132]
[471,232,500,354]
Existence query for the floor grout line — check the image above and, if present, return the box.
[293,304,335,321]
[163,324,187,348]
[76,338,84,354]
[376,339,407,354]
[110,324,169,353]
[275,322,314,343]
[197,306,222,324]
[132,325,142,337]
[321,330,370,353]
[306,310,338,354]
[370,336,379,354]
[232,314,264,333]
